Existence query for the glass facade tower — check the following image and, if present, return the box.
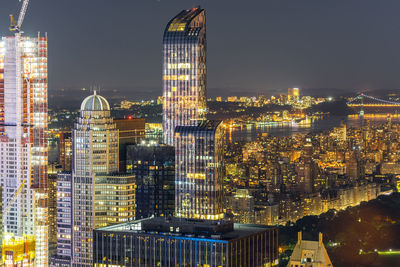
[162,7,207,145]
[175,120,224,220]
[126,144,175,219]
[0,34,49,266]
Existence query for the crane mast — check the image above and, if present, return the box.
[9,0,31,33]
[3,180,26,219]
[2,180,26,234]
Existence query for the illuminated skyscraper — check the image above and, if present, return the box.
[72,92,119,266]
[0,34,49,266]
[175,120,224,220]
[162,7,207,145]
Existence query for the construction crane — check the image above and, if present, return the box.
[3,180,25,219]
[9,0,31,33]
[2,180,26,234]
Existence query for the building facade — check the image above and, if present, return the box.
[93,174,135,228]
[52,172,73,267]
[93,218,279,267]
[126,144,175,219]
[0,34,49,266]
[175,120,224,220]
[162,7,207,145]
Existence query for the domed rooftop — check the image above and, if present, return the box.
[80,91,110,111]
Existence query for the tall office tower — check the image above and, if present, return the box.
[162,7,207,145]
[175,120,224,220]
[59,131,72,171]
[287,87,300,104]
[0,35,49,266]
[72,92,119,266]
[126,144,175,219]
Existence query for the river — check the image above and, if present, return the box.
[226,114,400,143]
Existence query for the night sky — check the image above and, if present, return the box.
[1,0,400,100]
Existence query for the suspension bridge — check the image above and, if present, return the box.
[347,93,400,115]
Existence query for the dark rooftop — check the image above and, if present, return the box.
[95,217,275,242]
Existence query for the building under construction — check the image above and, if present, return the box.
[0,0,49,266]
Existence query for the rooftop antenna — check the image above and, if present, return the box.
[90,85,101,95]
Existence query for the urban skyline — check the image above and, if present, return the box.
[1,1,400,267]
